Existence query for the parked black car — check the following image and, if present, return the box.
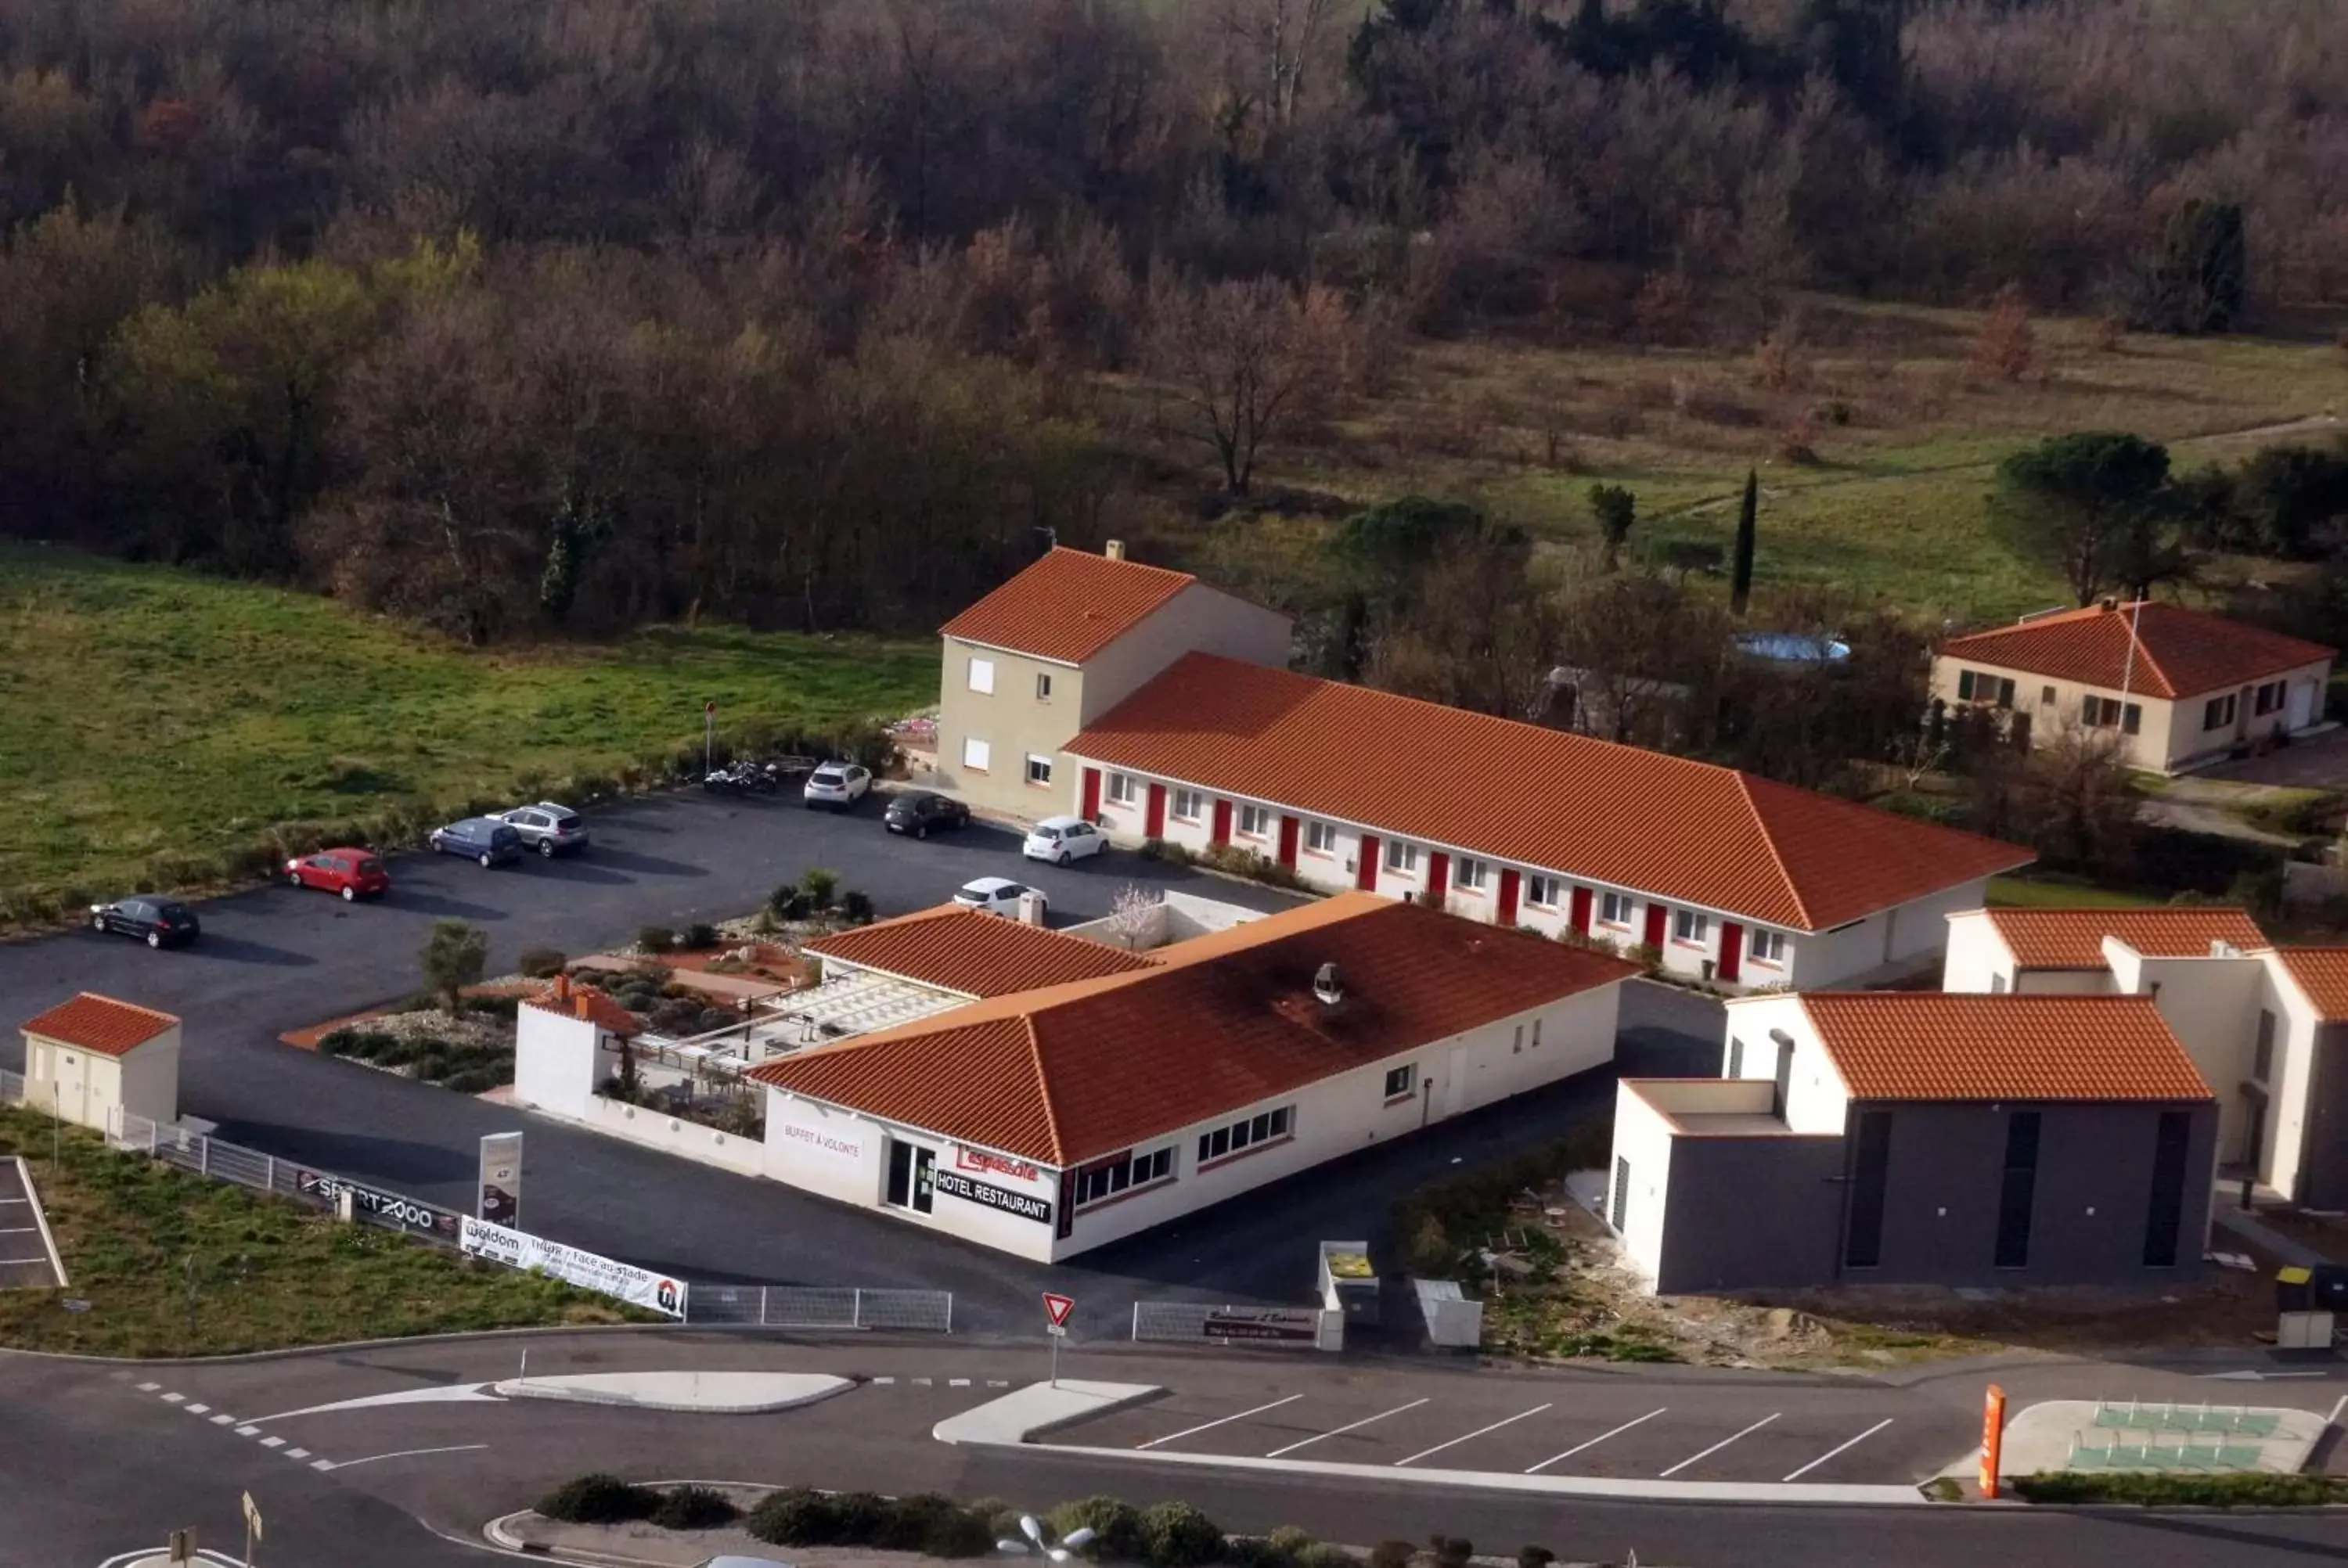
[884,790,972,840]
[90,895,200,948]
[427,816,524,867]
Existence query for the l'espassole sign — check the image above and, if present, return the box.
[459,1217,687,1318]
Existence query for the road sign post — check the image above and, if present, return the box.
[243,1489,264,1566]
[704,699,717,778]
[1979,1383,2007,1499]
[1043,1292,1075,1386]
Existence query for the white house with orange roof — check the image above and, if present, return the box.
[1059,653,2033,991]
[1941,904,2348,1208]
[18,993,182,1132]
[1610,991,2217,1293]
[1933,599,2334,773]
[933,543,1292,817]
[750,894,1638,1261]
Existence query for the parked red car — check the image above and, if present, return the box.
[285,847,391,901]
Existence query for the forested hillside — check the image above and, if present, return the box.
[2,0,2343,639]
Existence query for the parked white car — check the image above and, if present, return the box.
[1023,815,1107,865]
[801,762,872,810]
[954,876,1046,918]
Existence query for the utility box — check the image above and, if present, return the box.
[1319,1239,1380,1326]
[2278,1311,2335,1350]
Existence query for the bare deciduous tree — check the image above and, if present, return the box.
[1143,273,1349,494]
[1103,883,1162,951]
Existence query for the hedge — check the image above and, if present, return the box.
[537,1474,654,1524]
[2012,1471,2348,1506]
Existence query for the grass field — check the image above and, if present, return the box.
[0,1104,643,1354]
[1986,873,2165,910]
[0,545,936,913]
[1184,295,2348,625]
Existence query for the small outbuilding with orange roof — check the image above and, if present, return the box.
[19,992,183,1133]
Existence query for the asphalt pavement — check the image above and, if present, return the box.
[0,788,1724,1336]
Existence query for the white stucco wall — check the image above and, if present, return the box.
[1720,995,1850,1135]
[115,1034,181,1127]
[2261,961,2329,1203]
[2105,943,2265,1163]
[22,1028,178,1133]
[513,1005,599,1120]
[1075,584,1294,726]
[1942,912,2016,992]
[580,1094,765,1177]
[1608,1083,1679,1285]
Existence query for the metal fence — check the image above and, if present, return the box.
[2,1068,953,1332]
[686,1283,953,1332]
[1130,1300,1331,1348]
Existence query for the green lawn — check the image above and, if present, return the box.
[0,1105,646,1355]
[1986,873,2165,911]
[0,545,935,915]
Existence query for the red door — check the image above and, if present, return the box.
[1277,815,1299,869]
[1719,920,1744,984]
[1497,869,1520,925]
[1426,851,1449,906]
[1145,782,1166,837]
[1211,799,1233,847]
[1643,902,1667,950]
[1356,833,1380,890]
[1080,767,1102,823]
[1569,886,1593,935]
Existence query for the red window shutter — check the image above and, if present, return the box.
[1145,782,1166,837]
[1643,902,1667,949]
[1498,869,1520,925]
[1569,886,1593,934]
[1211,799,1232,846]
[1277,815,1299,869]
[1426,851,1449,904]
[1080,767,1102,822]
[1719,919,1744,983]
[1357,834,1380,890]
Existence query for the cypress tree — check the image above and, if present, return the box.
[1730,467,1759,614]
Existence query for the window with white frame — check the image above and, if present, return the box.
[2203,692,2238,731]
[1600,890,1633,926]
[1107,771,1138,806]
[1238,804,1271,837]
[1172,788,1204,821]
[1749,929,1788,966]
[967,656,996,694]
[1025,753,1053,786]
[1073,1145,1174,1207]
[1305,821,1338,854]
[1525,874,1562,908]
[1382,1063,1417,1101]
[1673,908,1709,945]
[1383,840,1421,874]
[1035,671,1053,702]
[1197,1105,1294,1164]
[962,737,991,771]
[1454,858,1488,893]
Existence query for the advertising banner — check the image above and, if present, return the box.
[1203,1307,1323,1343]
[930,1167,1052,1225]
[296,1169,460,1240]
[459,1217,687,1319]
[477,1131,523,1226]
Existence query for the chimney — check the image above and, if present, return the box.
[574,991,591,1020]
[553,973,571,1002]
[1018,890,1047,927]
[2212,940,2241,958]
[2098,595,2118,612]
[1104,539,1126,561]
[1313,962,1344,1005]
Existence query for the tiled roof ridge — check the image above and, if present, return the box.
[1730,775,1816,931]
[1021,1016,1068,1165]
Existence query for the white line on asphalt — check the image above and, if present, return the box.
[1395,1404,1554,1467]
[324,1444,488,1471]
[161,1392,185,1403]
[2329,1394,2348,1426]
[209,1414,236,1426]
[913,1377,932,1387]
[951,1378,971,1387]
[260,1437,285,1449]
[1782,1418,1894,1482]
[243,1383,498,1425]
[312,1459,336,1471]
[137,1383,160,1393]
[1660,1413,1780,1477]
[874,1377,895,1386]
[1266,1398,1430,1458]
[236,1426,260,1437]
[184,1403,210,1415]
[989,1380,1010,1388]
[1137,1394,1305,1451]
[0,1225,39,1234]
[285,1448,308,1460]
[1524,1408,1667,1473]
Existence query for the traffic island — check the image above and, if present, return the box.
[495,1370,854,1412]
[1940,1397,2331,1497]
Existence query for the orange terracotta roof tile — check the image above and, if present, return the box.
[751,893,1639,1165]
[1939,602,2333,700]
[521,986,643,1035]
[1065,654,2031,931]
[1984,906,2267,969]
[20,992,178,1056]
[805,905,1158,998]
[2271,948,2348,1021]
[938,547,1195,665]
[1792,992,2212,1102]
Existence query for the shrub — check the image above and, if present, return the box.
[800,867,841,908]
[838,889,876,926]
[682,922,718,950]
[1428,1537,1471,1568]
[1141,1501,1226,1568]
[769,884,811,920]
[747,1488,834,1545]
[1517,1548,1554,1568]
[1369,1543,1417,1568]
[1297,1545,1359,1568]
[649,1484,739,1530]
[2011,1470,2348,1506]
[875,1493,957,1551]
[1626,941,1663,976]
[1052,1497,1146,1562]
[538,1473,654,1524]
[924,1508,997,1559]
[441,1065,509,1093]
[1267,1527,1318,1564]
[1140,837,1194,867]
[637,924,676,954]
[829,1491,888,1545]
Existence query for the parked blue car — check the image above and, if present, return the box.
[427,816,524,868]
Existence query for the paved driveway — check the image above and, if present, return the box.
[0,790,1723,1336]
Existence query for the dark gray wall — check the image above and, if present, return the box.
[2301,1023,2348,1209]
[1655,1135,1845,1295]
[1850,1099,2217,1287]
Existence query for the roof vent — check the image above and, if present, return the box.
[1104,539,1127,561]
[1313,962,1344,1005]
[2098,595,2118,611]
[2212,939,2241,958]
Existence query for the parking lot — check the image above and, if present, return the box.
[1046,1380,1971,1485]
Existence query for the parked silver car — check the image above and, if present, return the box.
[493,801,590,857]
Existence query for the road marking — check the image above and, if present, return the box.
[184,1403,209,1415]
[951,1378,971,1387]
[913,1377,932,1387]
[1660,1413,1781,1477]
[2328,1394,2348,1425]
[874,1377,895,1386]
[260,1437,285,1449]
[243,1383,498,1425]
[0,1225,39,1234]
[324,1443,489,1471]
[137,1382,161,1393]
[236,1426,261,1437]
[1525,1408,1667,1473]
[1783,1418,1894,1481]
[1267,1398,1430,1458]
[209,1413,236,1426]
[1137,1394,1305,1451]
[161,1393,185,1404]
[312,1459,337,1471]
[1395,1404,1554,1467]
[285,1448,309,1460]
[989,1380,1010,1388]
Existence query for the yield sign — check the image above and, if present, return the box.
[1042,1292,1076,1329]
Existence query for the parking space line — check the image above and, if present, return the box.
[1525,1408,1666,1473]
[1266,1398,1429,1458]
[1782,1418,1894,1482]
[1659,1413,1779,1477]
[1395,1404,1553,1467]
[1136,1394,1303,1451]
